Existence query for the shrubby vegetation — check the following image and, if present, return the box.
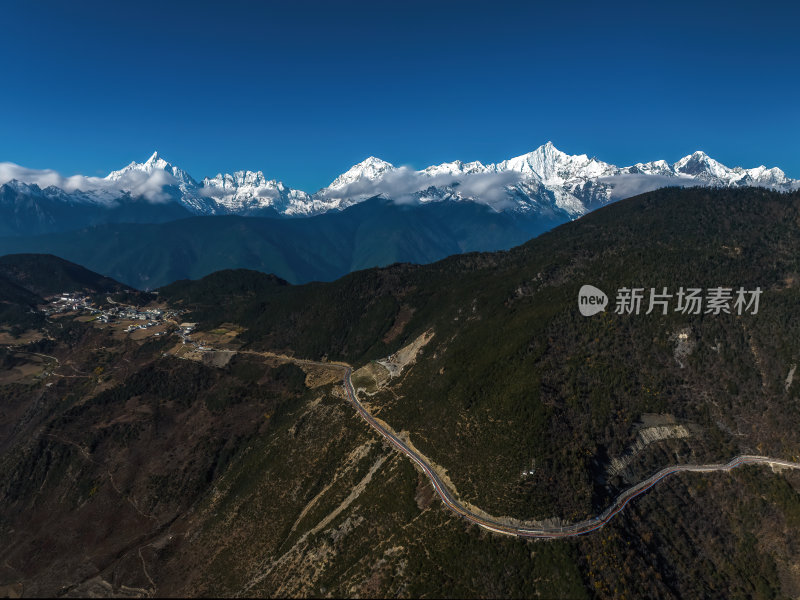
[3,188,800,596]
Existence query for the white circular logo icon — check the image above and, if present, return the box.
[578,285,608,316]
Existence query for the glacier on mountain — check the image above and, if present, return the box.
[1,143,796,219]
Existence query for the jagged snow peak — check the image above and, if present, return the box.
[0,153,184,205]
[104,154,316,215]
[327,156,396,190]
[313,157,400,210]
[496,141,617,184]
[1,144,796,217]
[200,171,315,215]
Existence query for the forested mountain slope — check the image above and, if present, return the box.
[2,187,800,597]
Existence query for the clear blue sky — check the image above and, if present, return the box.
[1,0,797,190]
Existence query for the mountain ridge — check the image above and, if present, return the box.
[2,143,796,223]
[0,197,562,289]
[2,186,800,597]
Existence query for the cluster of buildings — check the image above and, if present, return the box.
[43,292,93,315]
[117,307,167,332]
[178,322,199,345]
[41,294,183,337]
[124,319,162,334]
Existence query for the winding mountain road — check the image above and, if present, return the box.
[185,342,800,539]
[337,365,800,539]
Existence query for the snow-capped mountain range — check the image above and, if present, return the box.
[1,143,796,219]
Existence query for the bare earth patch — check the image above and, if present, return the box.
[376,329,434,378]
[0,330,44,345]
[303,363,343,389]
[382,305,415,343]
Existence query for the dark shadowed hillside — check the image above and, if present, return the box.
[2,187,800,598]
[0,254,130,329]
[0,182,194,237]
[0,254,130,297]
[0,197,566,288]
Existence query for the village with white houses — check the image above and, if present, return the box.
[41,291,193,340]
[27,291,244,365]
